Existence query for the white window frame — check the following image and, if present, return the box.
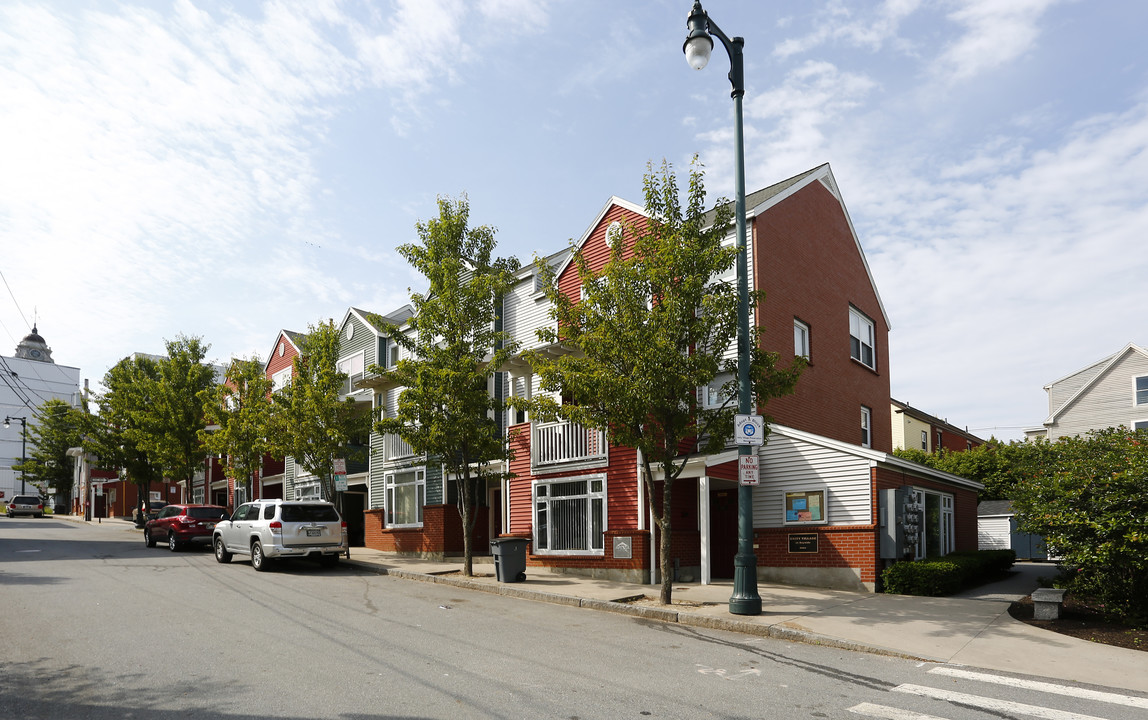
[385,467,426,528]
[794,319,810,359]
[920,430,928,450]
[1133,419,1148,431]
[849,307,876,370]
[782,488,828,525]
[703,373,734,410]
[532,473,607,555]
[1135,375,1148,406]
[271,367,291,392]
[294,477,321,501]
[913,488,955,559]
[861,406,872,448]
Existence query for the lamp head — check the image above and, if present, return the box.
[684,1,713,70]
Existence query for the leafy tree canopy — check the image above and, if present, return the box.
[19,399,85,503]
[201,357,273,497]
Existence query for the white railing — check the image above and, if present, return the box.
[385,433,417,461]
[532,420,607,467]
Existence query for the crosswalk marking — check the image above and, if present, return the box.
[848,702,948,719]
[893,684,1107,720]
[928,666,1148,710]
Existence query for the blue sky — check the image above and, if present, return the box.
[2,0,1147,441]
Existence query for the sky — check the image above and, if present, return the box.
[2,0,1147,442]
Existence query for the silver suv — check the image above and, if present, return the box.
[212,500,347,571]
[6,495,45,518]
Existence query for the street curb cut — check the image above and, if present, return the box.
[344,559,933,661]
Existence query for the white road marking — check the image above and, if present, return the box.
[893,684,1106,720]
[848,701,949,719]
[929,666,1148,710]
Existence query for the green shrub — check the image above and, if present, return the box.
[881,549,1015,596]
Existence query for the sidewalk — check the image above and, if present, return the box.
[64,516,1148,693]
[339,548,1148,694]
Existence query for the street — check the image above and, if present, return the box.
[1,519,1144,720]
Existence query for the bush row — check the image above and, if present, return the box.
[881,549,1016,596]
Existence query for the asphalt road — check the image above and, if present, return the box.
[1,518,1143,720]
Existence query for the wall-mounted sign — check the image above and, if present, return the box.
[788,533,819,553]
[613,536,632,560]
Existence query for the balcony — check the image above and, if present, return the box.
[532,420,607,468]
[385,433,417,462]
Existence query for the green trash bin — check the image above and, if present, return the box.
[490,537,528,582]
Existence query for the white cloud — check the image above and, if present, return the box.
[774,0,923,58]
[933,0,1061,82]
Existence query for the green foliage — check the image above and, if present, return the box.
[200,358,273,499]
[881,550,1015,596]
[892,439,1055,501]
[520,159,803,603]
[86,355,165,502]
[271,320,370,501]
[1011,427,1148,625]
[371,194,520,576]
[144,336,218,491]
[20,399,85,504]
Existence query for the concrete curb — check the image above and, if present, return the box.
[344,558,932,661]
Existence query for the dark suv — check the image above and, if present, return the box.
[145,504,230,551]
[6,495,45,518]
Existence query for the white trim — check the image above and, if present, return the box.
[1043,343,1148,425]
[531,473,608,556]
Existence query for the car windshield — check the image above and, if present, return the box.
[188,507,228,520]
[13,497,39,504]
[280,505,339,522]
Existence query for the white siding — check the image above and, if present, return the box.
[754,433,872,527]
[1049,352,1148,440]
[503,277,555,353]
[977,516,1011,550]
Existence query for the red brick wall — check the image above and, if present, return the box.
[752,180,892,453]
[756,525,880,583]
[364,504,490,555]
[875,467,979,552]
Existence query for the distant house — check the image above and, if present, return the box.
[891,399,985,453]
[1027,342,1148,441]
[977,500,1048,560]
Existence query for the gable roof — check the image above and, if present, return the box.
[891,398,986,444]
[1042,342,1148,425]
[262,329,304,371]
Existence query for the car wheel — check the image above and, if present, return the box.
[251,541,269,572]
[144,528,156,548]
[168,533,179,552]
[214,537,232,563]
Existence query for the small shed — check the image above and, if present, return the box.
[977,500,1048,560]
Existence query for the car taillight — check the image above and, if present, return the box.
[36,504,43,510]
[178,515,195,524]
[269,521,282,533]
[341,521,347,529]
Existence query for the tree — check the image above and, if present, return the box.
[521,159,803,604]
[372,194,520,577]
[85,355,165,518]
[200,357,273,503]
[143,336,218,499]
[20,399,85,506]
[892,439,1054,501]
[1011,428,1148,625]
[271,320,370,502]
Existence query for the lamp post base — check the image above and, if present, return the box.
[729,551,762,615]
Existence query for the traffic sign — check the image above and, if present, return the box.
[738,454,759,485]
[734,414,764,446]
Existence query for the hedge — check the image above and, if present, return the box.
[881,549,1016,596]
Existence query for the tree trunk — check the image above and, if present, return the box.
[658,476,674,605]
[459,471,477,577]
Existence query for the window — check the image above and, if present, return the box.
[920,430,928,450]
[234,485,247,507]
[913,489,954,559]
[534,475,606,554]
[794,319,810,359]
[271,367,291,392]
[294,478,321,501]
[1136,376,1148,405]
[703,373,733,409]
[783,489,826,524]
[385,468,426,528]
[1135,420,1148,431]
[860,406,871,448]
[849,307,875,369]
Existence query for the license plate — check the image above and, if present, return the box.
[306,529,321,537]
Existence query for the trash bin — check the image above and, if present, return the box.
[490,537,529,582]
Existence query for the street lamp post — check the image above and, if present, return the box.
[683,1,761,616]
[4,416,28,495]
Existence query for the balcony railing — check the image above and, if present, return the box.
[532,420,607,467]
[385,433,417,461]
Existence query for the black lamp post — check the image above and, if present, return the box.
[4,416,28,495]
[683,1,762,616]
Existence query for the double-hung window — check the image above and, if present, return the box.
[860,406,872,448]
[534,475,605,554]
[1136,376,1148,405]
[385,468,425,528]
[849,308,876,369]
[794,319,810,359]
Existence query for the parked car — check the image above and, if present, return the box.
[145,504,230,551]
[6,495,45,518]
[213,499,347,571]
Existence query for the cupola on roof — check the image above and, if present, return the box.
[14,324,54,363]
